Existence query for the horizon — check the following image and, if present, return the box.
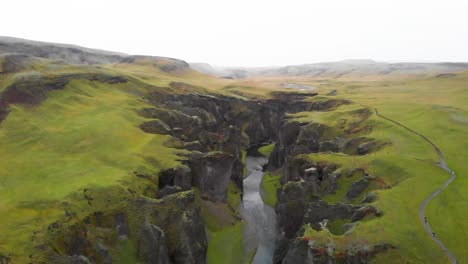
[2,35,468,68]
[1,0,467,67]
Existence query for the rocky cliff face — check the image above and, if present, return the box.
[28,76,391,263]
[39,82,301,263]
[261,101,393,263]
[44,191,206,264]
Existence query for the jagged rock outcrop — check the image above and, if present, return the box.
[138,223,171,264]
[189,152,241,202]
[281,238,395,264]
[44,191,206,264]
[158,166,192,191]
[264,104,389,263]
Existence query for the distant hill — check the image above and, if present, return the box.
[0,36,189,71]
[190,59,468,79]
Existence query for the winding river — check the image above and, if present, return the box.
[240,156,277,264]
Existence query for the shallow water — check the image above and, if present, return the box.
[240,156,277,264]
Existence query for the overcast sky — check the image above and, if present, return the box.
[1,0,467,66]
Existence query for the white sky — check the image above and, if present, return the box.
[1,0,467,66]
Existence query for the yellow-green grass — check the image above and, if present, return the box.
[321,73,468,262]
[261,172,281,207]
[0,79,185,261]
[258,143,275,157]
[288,100,455,262]
[198,182,246,263]
[280,73,468,263]
[206,222,245,264]
[200,182,246,264]
[305,152,450,262]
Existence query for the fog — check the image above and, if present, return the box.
[1,0,467,66]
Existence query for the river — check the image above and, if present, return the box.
[240,156,277,264]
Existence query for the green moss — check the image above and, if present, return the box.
[227,182,242,210]
[242,149,248,177]
[261,172,281,207]
[115,239,139,264]
[327,218,351,235]
[206,222,245,264]
[258,143,275,157]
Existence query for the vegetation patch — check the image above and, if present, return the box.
[258,143,275,157]
[261,172,282,207]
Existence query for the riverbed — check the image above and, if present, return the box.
[240,156,277,264]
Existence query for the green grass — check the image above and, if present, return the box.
[270,70,468,263]
[260,172,281,207]
[115,239,140,264]
[288,99,453,263]
[0,79,185,261]
[227,182,242,209]
[322,169,362,204]
[206,222,245,264]
[258,143,275,157]
[242,149,248,177]
[329,73,468,262]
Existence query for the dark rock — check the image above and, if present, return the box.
[155,191,207,264]
[318,140,340,152]
[303,201,362,230]
[159,166,192,190]
[360,192,378,204]
[273,238,291,264]
[343,137,388,155]
[343,137,373,155]
[351,205,382,222]
[140,120,171,135]
[276,199,307,239]
[95,242,112,264]
[157,186,183,198]
[278,181,307,203]
[49,255,92,264]
[115,213,129,238]
[137,223,171,264]
[281,239,312,264]
[358,140,387,155]
[183,141,204,152]
[346,177,370,199]
[0,254,11,264]
[189,152,237,202]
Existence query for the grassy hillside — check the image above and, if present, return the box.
[249,72,467,263]
[0,56,255,262]
[1,42,466,263]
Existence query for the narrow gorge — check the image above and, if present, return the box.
[20,76,396,264]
